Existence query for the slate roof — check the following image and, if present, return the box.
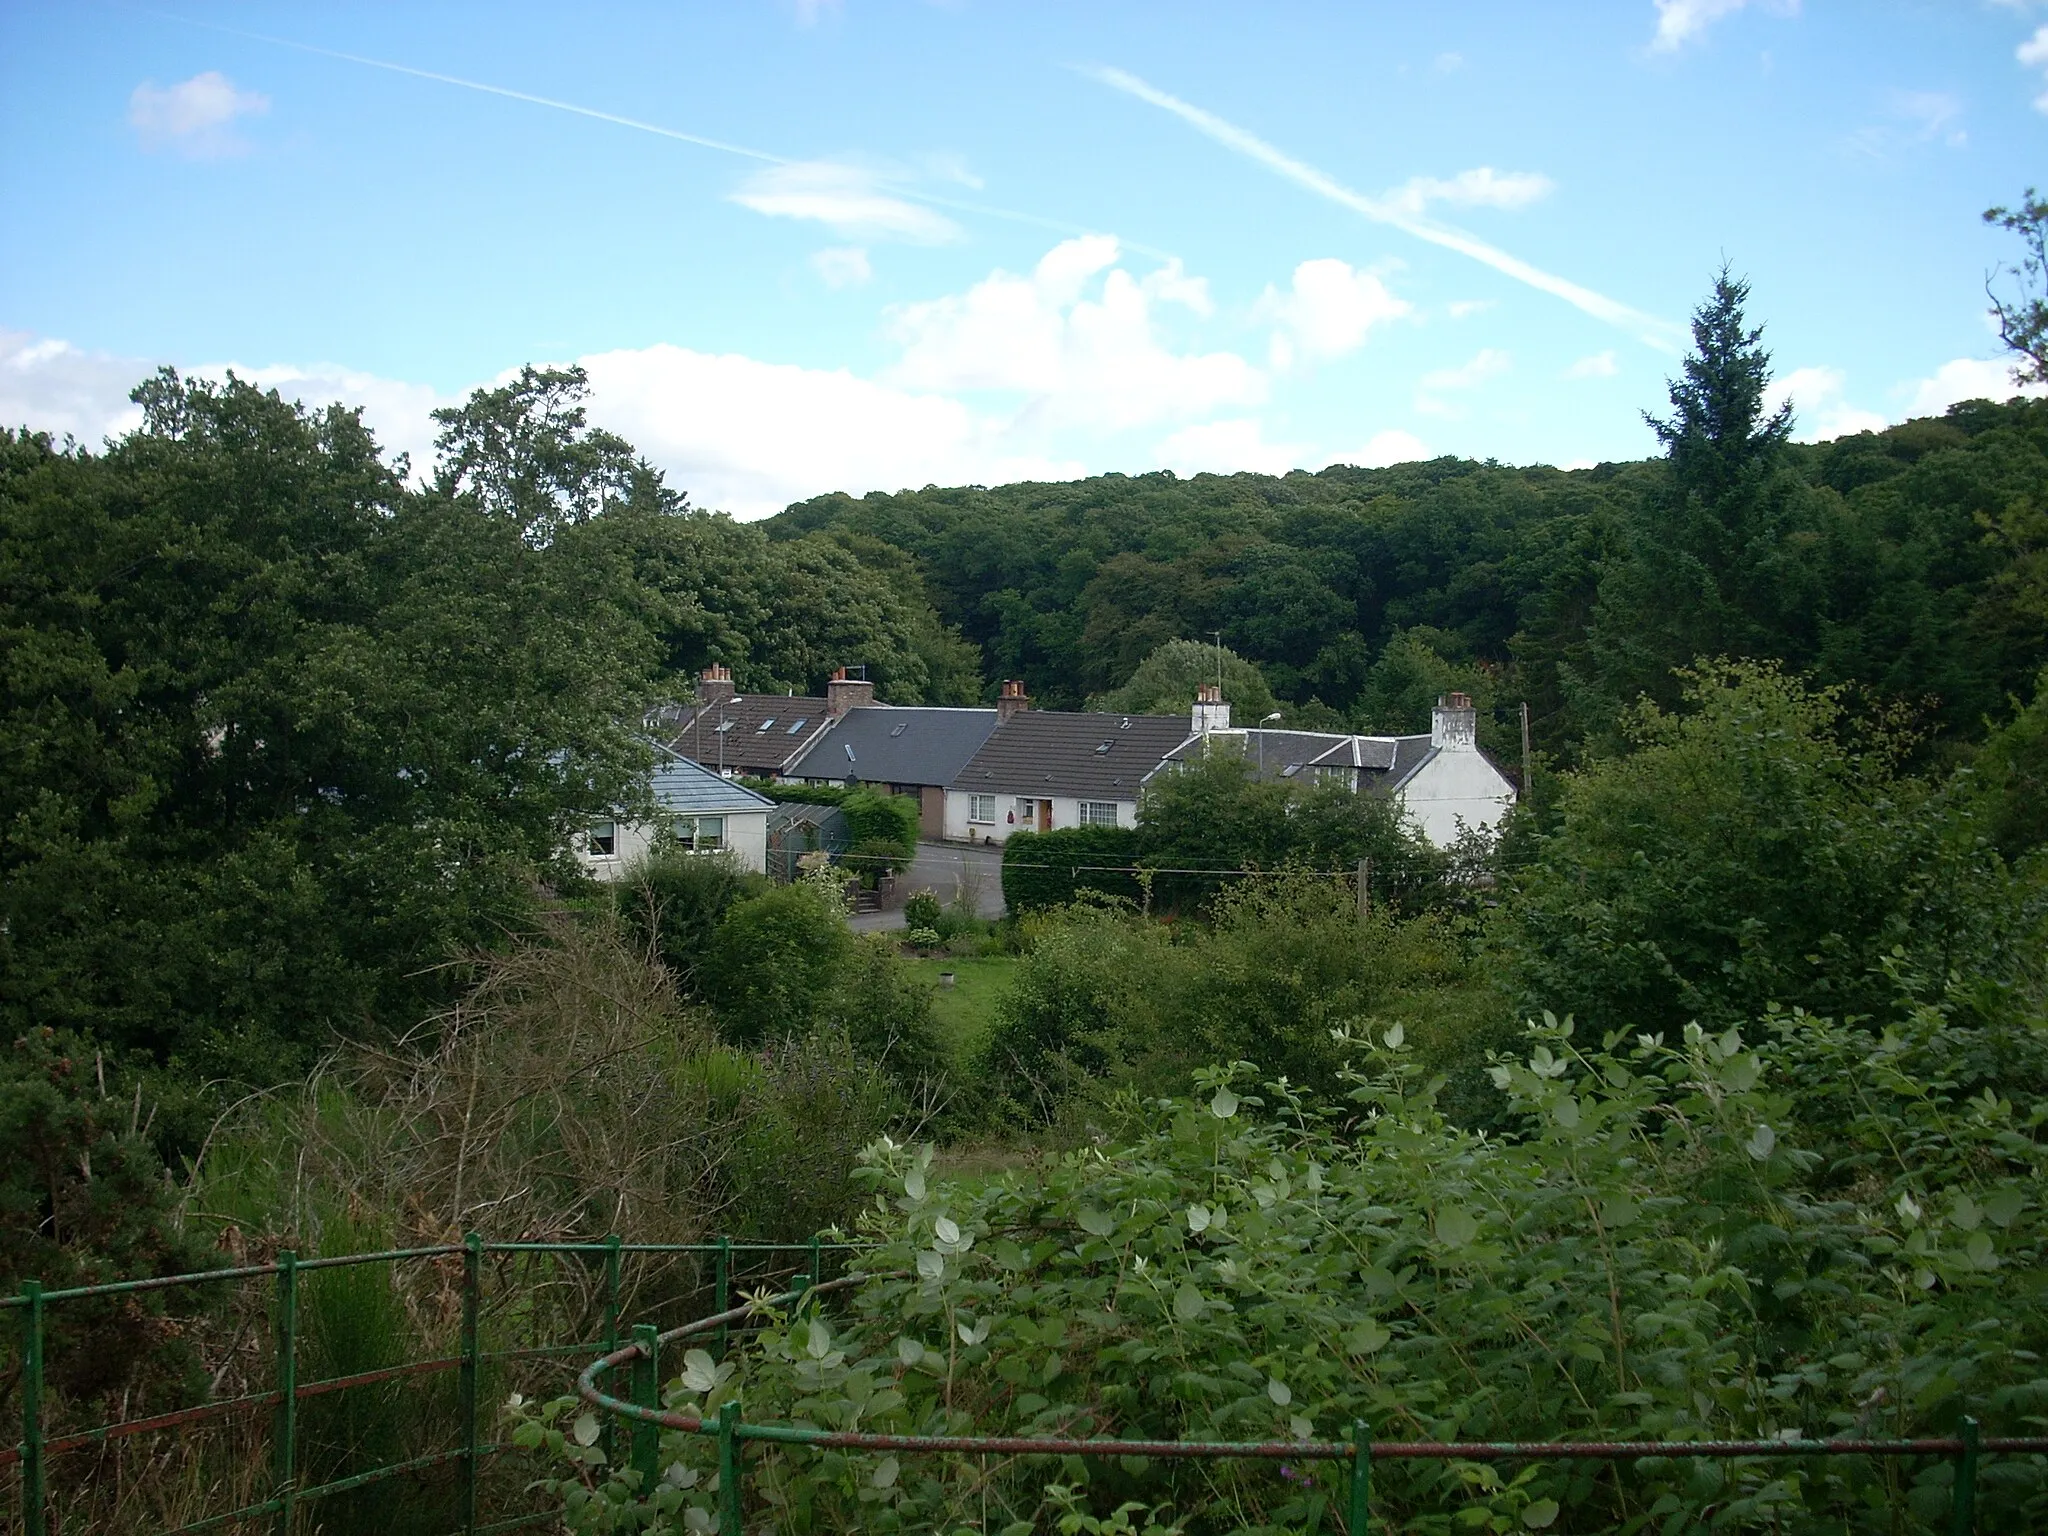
[1150,728,1457,789]
[1371,736,1441,791]
[650,749,776,815]
[952,711,1193,800]
[664,696,832,776]
[784,706,1000,788]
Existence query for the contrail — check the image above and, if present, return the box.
[1088,65,1682,351]
[153,12,1162,256]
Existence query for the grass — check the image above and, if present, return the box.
[904,954,1017,1064]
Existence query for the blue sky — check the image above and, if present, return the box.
[3,0,2045,515]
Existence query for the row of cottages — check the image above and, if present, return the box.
[577,665,1516,880]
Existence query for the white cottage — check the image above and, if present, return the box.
[575,746,774,879]
[1149,689,1517,848]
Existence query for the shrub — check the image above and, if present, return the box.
[1000,825,1145,912]
[816,934,949,1090]
[903,888,943,930]
[701,882,852,1044]
[518,1011,2048,1532]
[905,926,942,949]
[613,851,768,996]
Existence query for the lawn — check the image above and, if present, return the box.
[903,954,1017,1064]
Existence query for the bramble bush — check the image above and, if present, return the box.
[513,1004,2048,1532]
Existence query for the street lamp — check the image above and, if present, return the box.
[1258,711,1282,776]
[716,697,745,777]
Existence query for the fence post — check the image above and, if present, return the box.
[717,1399,743,1536]
[714,1236,732,1361]
[601,1234,622,1467]
[273,1250,299,1535]
[1950,1415,1981,1535]
[461,1234,482,1534]
[631,1323,661,1490]
[1347,1419,1371,1536]
[19,1281,45,1536]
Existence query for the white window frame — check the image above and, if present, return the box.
[674,813,726,853]
[1079,801,1119,827]
[968,793,996,824]
[588,820,618,858]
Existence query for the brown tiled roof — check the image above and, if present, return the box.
[952,711,1193,800]
[665,696,831,776]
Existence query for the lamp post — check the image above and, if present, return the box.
[717,697,744,777]
[1258,711,1282,776]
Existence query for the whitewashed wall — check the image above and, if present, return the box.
[1398,753,1517,847]
[574,811,769,879]
[942,791,1137,844]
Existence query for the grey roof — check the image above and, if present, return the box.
[650,750,776,815]
[784,706,999,788]
[952,711,1193,800]
[1154,729,1428,786]
[1376,736,1440,790]
[665,696,832,776]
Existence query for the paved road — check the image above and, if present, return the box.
[849,841,1006,932]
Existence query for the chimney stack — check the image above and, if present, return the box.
[996,678,1032,723]
[827,666,876,717]
[697,664,735,706]
[1192,683,1232,736]
[1432,691,1477,751]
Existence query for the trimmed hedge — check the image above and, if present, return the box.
[740,779,919,862]
[1000,825,1145,912]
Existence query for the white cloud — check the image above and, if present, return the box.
[128,71,269,156]
[1446,299,1493,320]
[0,330,452,473]
[578,345,1080,515]
[1420,348,1511,393]
[1565,350,1619,379]
[1433,52,1465,74]
[1904,356,2044,416]
[1258,259,1410,369]
[1894,90,1967,146]
[1,331,149,443]
[1345,428,1433,468]
[1650,0,1798,53]
[1154,417,1304,477]
[2021,25,2048,113]
[883,235,1264,432]
[730,160,962,244]
[1387,167,1554,217]
[1416,347,1510,417]
[1762,364,1886,441]
[811,246,873,288]
[1088,66,1683,350]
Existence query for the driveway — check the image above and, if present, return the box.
[849,841,1006,932]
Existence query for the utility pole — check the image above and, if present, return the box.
[1356,857,1372,919]
[1520,701,1533,800]
[1210,631,1224,696]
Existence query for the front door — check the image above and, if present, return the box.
[1039,799,1053,832]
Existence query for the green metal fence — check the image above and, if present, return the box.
[576,1271,2048,1536]
[12,1246,2047,1533]
[3,1234,850,1535]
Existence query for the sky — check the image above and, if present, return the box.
[3,0,2046,517]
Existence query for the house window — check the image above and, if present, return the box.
[755,718,777,732]
[674,814,726,852]
[969,793,995,824]
[588,821,617,857]
[1079,801,1119,827]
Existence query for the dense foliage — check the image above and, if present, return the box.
[515,1001,2048,1533]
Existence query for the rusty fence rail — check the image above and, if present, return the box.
[577,1272,2048,1536]
[4,1233,856,1535]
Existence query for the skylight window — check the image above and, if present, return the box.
[755,718,777,732]
[1094,742,1113,755]
[889,723,907,738]
[786,718,808,734]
